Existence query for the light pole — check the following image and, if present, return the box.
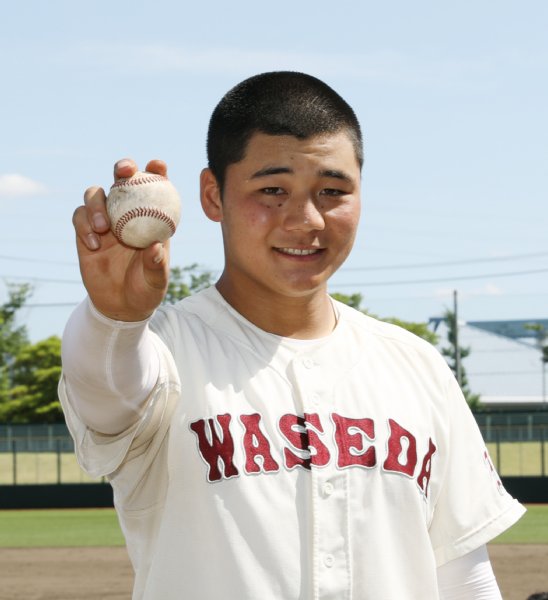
[542,346,547,406]
[453,290,462,387]
[524,323,547,406]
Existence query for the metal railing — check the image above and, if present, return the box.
[0,425,103,485]
[1,418,547,484]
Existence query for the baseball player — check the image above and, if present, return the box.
[60,71,524,599]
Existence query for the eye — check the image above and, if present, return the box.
[321,188,346,197]
[261,187,285,195]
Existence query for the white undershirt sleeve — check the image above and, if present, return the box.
[437,545,502,599]
[61,297,160,435]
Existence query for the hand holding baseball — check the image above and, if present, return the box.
[73,159,177,322]
[106,168,181,249]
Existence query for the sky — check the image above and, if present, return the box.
[0,1,547,395]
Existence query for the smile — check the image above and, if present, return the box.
[275,248,321,256]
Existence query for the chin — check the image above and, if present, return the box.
[273,278,329,298]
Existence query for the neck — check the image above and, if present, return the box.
[215,276,337,339]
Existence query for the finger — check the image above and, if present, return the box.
[73,205,102,251]
[114,158,138,181]
[143,242,170,289]
[145,159,168,178]
[83,186,110,233]
[145,241,168,267]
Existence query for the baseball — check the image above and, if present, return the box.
[106,171,181,249]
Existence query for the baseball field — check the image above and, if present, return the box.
[0,506,546,599]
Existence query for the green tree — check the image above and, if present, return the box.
[330,292,439,345]
[0,265,216,424]
[441,309,480,409]
[0,336,63,423]
[382,317,439,345]
[164,264,214,304]
[525,323,548,356]
[330,292,363,311]
[0,283,33,402]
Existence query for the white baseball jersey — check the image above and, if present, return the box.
[59,286,524,600]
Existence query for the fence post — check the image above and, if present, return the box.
[541,426,546,477]
[11,439,17,485]
[495,427,501,474]
[56,438,62,484]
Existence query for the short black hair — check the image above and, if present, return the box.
[206,71,363,191]
[528,594,548,600]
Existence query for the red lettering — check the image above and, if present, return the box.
[190,414,239,482]
[279,413,330,470]
[484,449,503,494]
[383,419,417,476]
[240,413,280,474]
[304,413,331,467]
[417,438,437,497]
[332,413,376,469]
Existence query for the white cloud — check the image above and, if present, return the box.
[471,283,504,297]
[434,283,504,301]
[434,287,455,299]
[0,174,48,198]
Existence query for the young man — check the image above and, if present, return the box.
[60,72,524,599]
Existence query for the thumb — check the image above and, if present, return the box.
[143,242,170,290]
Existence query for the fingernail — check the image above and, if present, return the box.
[93,214,108,230]
[116,159,132,169]
[153,245,164,264]
[87,233,100,250]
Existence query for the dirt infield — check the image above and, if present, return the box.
[0,544,546,599]
[0,547,132,600]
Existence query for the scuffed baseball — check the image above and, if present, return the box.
[106,171,181,249]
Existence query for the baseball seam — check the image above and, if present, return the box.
[110,174,166,189]
[115,207,177,242]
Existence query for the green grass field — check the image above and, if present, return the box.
[0,504,546,548]
[491,504,548,544]
[0,509,125,547]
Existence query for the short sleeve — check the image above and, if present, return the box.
[429,374,525,565]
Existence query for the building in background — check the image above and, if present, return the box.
[430,318,548,410]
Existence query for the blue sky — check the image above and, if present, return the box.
[1,0,547,363]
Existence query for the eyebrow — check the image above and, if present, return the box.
[250,166,354,183]
[319,169,353,183]
[250,166,293,179]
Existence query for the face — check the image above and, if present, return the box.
[200,131,361,307]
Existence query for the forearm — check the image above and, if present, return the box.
[437,545,502,599]
[61,297,160,434]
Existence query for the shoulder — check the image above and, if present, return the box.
[149,286,228,345]
[154,286,224,320]
[334,299,449,372]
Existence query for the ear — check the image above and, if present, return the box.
[200,168,223,222]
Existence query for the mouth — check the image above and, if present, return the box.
[274,247,324,256]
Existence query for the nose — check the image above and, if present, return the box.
[282,196,325,232]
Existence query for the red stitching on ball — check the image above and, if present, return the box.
[110,174,166,189]
[115,207,176,242]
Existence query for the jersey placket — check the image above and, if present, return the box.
[291,352,351,600]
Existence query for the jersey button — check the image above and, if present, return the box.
[302,357,315,369]
[323,482,334,496]
[311,393,320,406]
[323,554,334,568]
